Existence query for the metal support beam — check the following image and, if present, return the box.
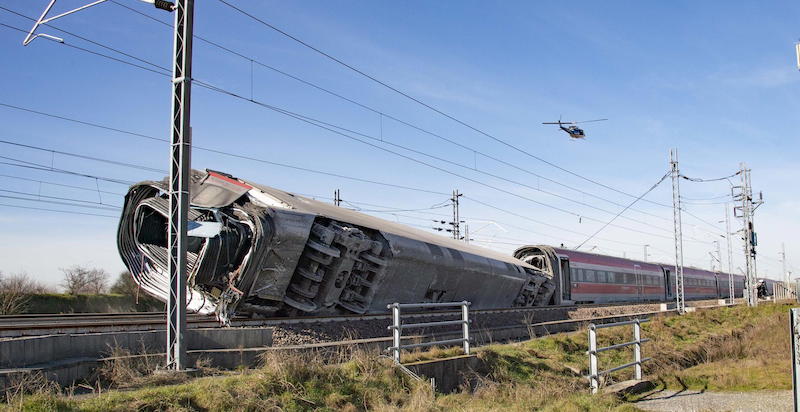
[166,0,193,370]
[734,163,762,307]
[670,149,685,314]
[725,205,735,304]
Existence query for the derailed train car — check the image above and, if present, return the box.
[117,170,555,323]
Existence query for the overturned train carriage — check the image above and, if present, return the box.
[117,170,555,322]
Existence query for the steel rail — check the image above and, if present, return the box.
[0,298,725,334]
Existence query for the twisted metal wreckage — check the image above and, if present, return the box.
[117,170,555,323]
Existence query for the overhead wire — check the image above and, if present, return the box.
[214,0,680,210]
[0,202,117,218]
[106,0,678,226]
[575,171,671,249]
[0,12,720,254]
[0,174,125,196]
[0,12,717,243]
[0,21,684,244]
[0,139,166,174]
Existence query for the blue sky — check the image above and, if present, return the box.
[0,0,797,287]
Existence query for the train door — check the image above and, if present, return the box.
[559,257,572,301]
[634,264,642,301]
[664,268,673,300]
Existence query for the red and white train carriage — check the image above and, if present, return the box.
[514,245,747,305]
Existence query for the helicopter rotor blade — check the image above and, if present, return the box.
[574,118,608,124]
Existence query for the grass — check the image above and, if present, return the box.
[3,303,794,411]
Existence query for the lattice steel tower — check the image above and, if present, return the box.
[670,149,685,314]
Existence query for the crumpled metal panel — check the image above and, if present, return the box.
[117,169,555,323]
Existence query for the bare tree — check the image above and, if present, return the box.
[61,266,109,295]
[0,271,47,315]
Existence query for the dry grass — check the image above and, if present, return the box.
[4,303,794,411]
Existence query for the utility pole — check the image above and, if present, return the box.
[724,205,735,304]
[732,162,763,307]
[165,0,194,371]
[21,0,187,371]
[670,149,686,314]
[333,189,342,206]
[451,190,462,240]
[432,190,466,241]
[643,244,649,262]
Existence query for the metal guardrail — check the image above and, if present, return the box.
[386,301,470,363]
[587,318,651,394]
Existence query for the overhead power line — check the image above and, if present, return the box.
[0,139,166,174]
[214,0,676,210]
[0,202,117,218]
[0,173,125,196]
[0,188,121,209]
[0,156,135,185]
[106,0,676,226]
[680,171,740,183]
[0,15,714,242]
[0,193,120,211]
[0,17,713,245]
[575,171,671,249]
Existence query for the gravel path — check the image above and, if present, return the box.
[634,389,791,412]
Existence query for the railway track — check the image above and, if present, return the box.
[0,299,719,339]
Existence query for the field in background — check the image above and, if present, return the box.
[19,293,163,314]
[3,302,795,411]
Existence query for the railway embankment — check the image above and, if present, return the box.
[3,302,793,411]
[11,293,162,315]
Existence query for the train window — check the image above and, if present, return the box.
[615,272,624,283]
[585,270,596,282]
[598,271,607,283]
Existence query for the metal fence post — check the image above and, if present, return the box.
[633,319,642,380]
[462,301,470,355]
[391,303,401,363]
[792,308,800,412]
[588,324,598,394]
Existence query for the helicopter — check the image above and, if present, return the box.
[542,117,607,139]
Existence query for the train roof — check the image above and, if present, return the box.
[236,175,539,270]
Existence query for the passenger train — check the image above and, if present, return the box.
[117,169,775,322]
[514,245,776,304]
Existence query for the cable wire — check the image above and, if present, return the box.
[215,0,677,210]
[575,171,671,249]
